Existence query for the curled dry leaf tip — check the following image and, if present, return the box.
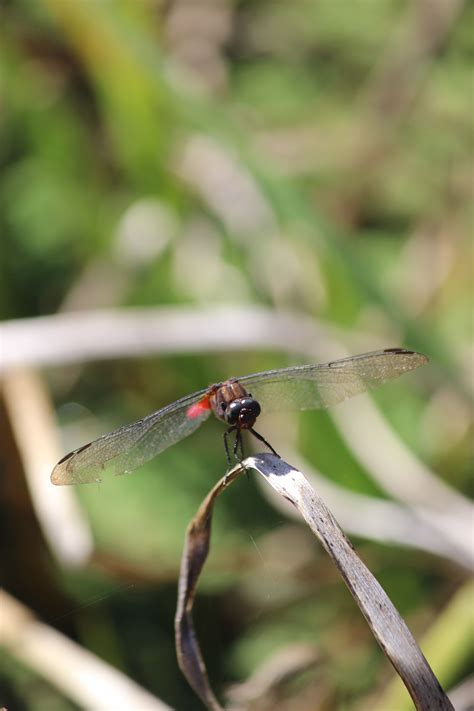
[175,454,453,710]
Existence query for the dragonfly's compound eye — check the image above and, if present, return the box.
[240,397,261,419]
[225,400,242,425]
[225,398,261,427]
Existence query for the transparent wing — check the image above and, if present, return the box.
[51,388,210,485]
[52,349,427,485]
[238,349,428,412]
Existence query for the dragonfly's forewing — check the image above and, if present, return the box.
[238,349,428,412]
[52,349,427,485]
[51,388,210,485]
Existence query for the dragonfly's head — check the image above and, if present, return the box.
[225,397,261,429]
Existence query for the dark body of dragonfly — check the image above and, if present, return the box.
[51,348,427,485]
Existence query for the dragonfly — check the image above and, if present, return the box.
[51,348,428,485]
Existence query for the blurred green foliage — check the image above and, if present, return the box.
[1,0,472,709]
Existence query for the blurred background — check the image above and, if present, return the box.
[1,0,472,709]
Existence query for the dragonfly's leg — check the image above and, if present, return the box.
[239,435,246,462]
[249,428,280,457]
[224,427,246,485]
[233,430,250,480]
[223,427,235,468]
[233,429,245,461]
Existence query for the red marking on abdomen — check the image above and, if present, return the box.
[187,396,211,419]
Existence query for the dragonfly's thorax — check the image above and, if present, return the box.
[209,380,261,429]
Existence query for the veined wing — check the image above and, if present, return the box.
[237,349,428,412]
[51,387,211,485]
